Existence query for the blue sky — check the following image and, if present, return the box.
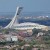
[0,0,50,12]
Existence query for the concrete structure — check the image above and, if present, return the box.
[37,32,45,37]
[11,36,18,41]
[4,35,18,42]
[4,7,48,31]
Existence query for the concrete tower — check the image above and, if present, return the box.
[5,7,23,28]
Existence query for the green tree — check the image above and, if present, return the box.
[26,46,32,50]
[18,40,26,46]
[3,29,9,34]
[32,28,40,35]
[29,40,37,45]
[38,48,41,50]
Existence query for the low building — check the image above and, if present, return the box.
[0,34,5,42]
[4,34,18,42]
[37,32,45,37]
[5,37,11,41]
[27,29,33,35]
[11,36,18,41]
[17,35,24,41]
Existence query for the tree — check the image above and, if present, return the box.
[32,28,40,35]
[18,40,26,46]
[2,29,9,34]
[38,48,41,50]
[29,40,37,45]
[26,46,32,50]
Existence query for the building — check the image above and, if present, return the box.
[37,32,45,37]
[4,6,48,31]
[4,34,18,42]
[11,36,18,41]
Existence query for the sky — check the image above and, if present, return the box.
[0,0,50,12]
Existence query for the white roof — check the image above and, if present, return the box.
[13,22,45,26]
[12,22,47,30]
